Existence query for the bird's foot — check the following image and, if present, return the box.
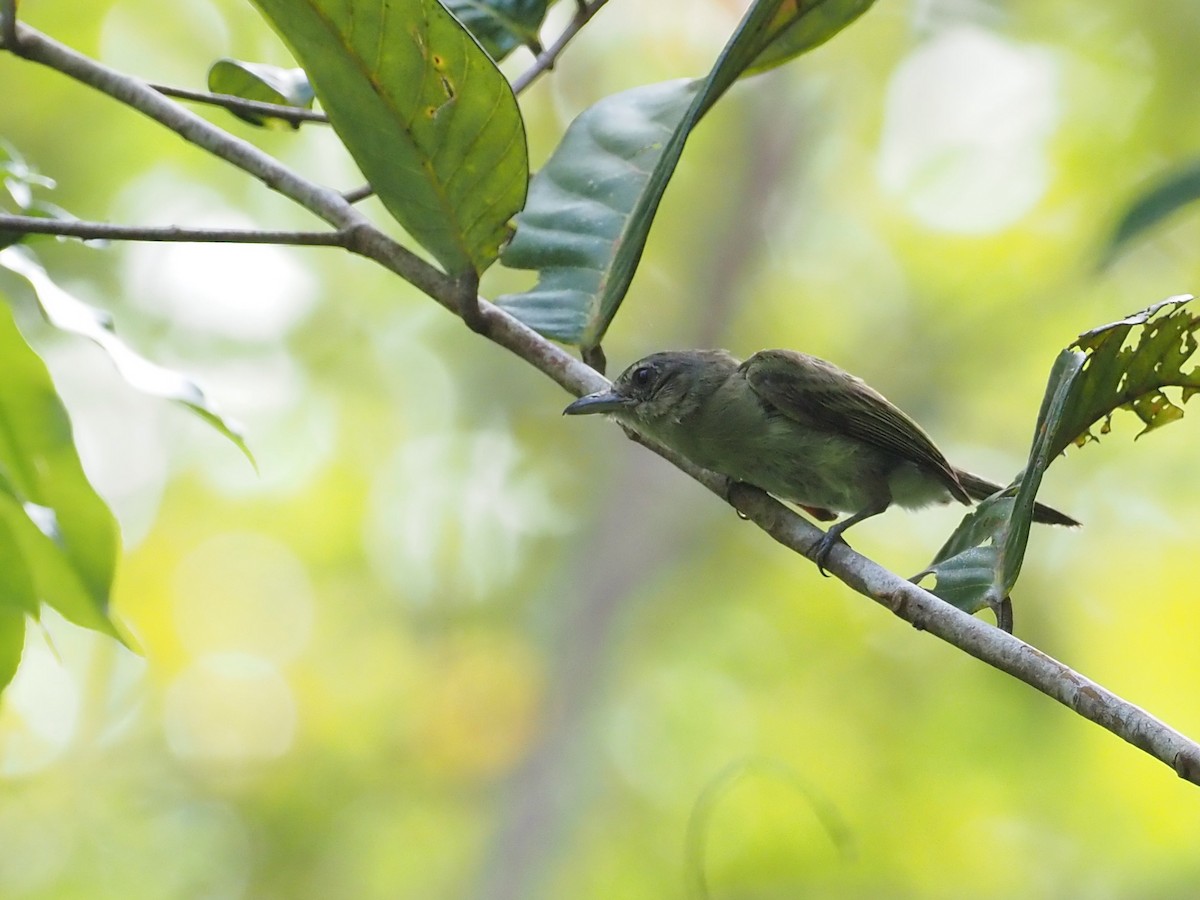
[813,530,848,577]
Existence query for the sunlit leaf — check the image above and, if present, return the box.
[0,247,253,465]
[0,480,38,616]
[442,0,550,60]
[207,58,315,129]
[497,0,873,350]
[0,606,25,693]
[250,0,528,276]
[0,298,120,637]
[1103,161,1200,265]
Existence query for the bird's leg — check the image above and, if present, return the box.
[813,498,890,576]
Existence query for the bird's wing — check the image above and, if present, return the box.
[740,349,969,502]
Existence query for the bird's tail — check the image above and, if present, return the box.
[954,470,1080,527]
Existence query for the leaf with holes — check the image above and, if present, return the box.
[250,0,528,276]
[207,58,315,128]
[918,297,1200,619]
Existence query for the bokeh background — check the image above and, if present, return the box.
[3,0,1200,896]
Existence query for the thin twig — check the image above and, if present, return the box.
[342,184,374,204]
[149,83,329,125]
[0,214,348,245]
[511,0,611,95]
[9,22,451,301]
[6,14,1200,788]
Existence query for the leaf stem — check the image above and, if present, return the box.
[149,82,329,125]
[512,0,611,95]
[0,214,349,245]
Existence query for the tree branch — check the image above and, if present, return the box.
[8,22,451,301]
[6,14,1198,789]
[0,214,348,245]
[149,82,329,126]
[511,0,611,95]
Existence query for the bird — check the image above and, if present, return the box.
[563,348,1078,571]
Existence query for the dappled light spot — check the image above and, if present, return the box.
[364,430,568,604]
[171,531,315,663]
[877,25,1060,233]
[164,653,296,764]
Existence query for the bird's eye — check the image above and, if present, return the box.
[629,365,655,390]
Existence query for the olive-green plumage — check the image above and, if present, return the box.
[564,349,1077,569]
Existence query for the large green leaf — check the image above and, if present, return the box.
[0,297,120,637]
[0,247,253,464]
[498,80,700,344]
[918,297,1200,619]
[497,0,874,350]
[1103,161,1200,266]
[442,0,550,61]
[250,0,528,276]
[207,58,315,129]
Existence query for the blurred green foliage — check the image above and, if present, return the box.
[1,0,1199,898]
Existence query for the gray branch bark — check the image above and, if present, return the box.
[3,13,1198,788]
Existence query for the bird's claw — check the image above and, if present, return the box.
[813,531,845,576]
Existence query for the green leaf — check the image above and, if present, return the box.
[918,297,1200,617]
[498,79,700,344]
[206,58,315,129]
[0,298,120,636]
[0,247,254,465]
[746,0,877,75]
[1056,295,1200,453]
[442,0,550,61]
[249,0,528,276]
[1103,161,1200,265]
[497,0,874,349]
[0,606,26,693]
[0,481,38,616]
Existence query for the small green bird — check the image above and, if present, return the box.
[564,349,1078,570]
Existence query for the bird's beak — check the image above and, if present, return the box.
[563,389,632,416]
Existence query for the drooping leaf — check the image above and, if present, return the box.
[0,247,253,465]
[249,0,528,276]
[918,297,1200,617]
[0,298,120,637]
[207,58,315,129]
[1103,161,1200,266]
[442,0,550,61]
[497,0,874,349]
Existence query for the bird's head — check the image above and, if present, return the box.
[563,350,739,426]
